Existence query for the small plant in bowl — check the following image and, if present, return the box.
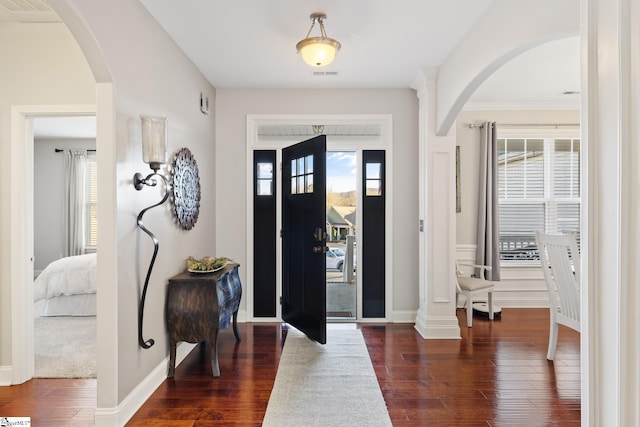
[187,256,229,273]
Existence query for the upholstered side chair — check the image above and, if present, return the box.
[455,261,495,327]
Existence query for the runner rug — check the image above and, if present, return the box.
[262,327,393,427]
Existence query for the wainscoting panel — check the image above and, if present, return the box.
[456,245,549,308]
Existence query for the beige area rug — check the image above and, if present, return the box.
[34,316,97,378]
[262,327,392,427]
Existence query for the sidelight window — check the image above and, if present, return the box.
[256,162,273,196]
[365,162,382,196]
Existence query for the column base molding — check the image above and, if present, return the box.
[414,306,461,339]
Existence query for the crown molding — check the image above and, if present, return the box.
[463,100,580,111]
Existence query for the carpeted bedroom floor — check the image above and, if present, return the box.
[34,316,97,378]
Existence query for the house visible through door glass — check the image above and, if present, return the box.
[290,155,314,194]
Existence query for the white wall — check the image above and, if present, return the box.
[3,1,217,417]
[0,22,95,370]
[64,0,218,406]
[34,138,96,272]
[215,89,420,317]
[455,109,580,307]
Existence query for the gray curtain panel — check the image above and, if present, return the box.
[475,122,500,281]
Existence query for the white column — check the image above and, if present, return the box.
[413,69,460,339]
[582,0,640,425]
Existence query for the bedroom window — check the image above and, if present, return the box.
[498,137,580,261]
[85,154,98,249]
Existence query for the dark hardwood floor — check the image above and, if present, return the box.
[0,308,580,426]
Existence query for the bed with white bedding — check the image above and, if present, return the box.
[34,253,96,316]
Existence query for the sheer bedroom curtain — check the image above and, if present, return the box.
[476,122,500,281]
[64,149,88,257]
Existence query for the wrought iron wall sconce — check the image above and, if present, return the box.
[133,115,170,349]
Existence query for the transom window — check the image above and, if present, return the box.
[498,137,580,261]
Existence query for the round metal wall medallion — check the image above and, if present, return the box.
[171,147,201,230]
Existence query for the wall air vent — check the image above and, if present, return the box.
[312,71,339,76]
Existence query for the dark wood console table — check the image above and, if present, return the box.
[166,263,242,377]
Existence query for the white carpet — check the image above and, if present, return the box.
[34,316,97,378]
[262,327,393,427]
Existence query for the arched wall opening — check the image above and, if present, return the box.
[434,0,579,136]
[9,0,119,413]
[429,0,584,421]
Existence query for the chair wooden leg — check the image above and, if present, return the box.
[466,293,473,327]
[488,291,494,320]
[547,319,559,360]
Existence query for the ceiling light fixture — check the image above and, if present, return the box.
[296,12,341,67]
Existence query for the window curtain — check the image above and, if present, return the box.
[64,149,88,257]
[476,122,500,281]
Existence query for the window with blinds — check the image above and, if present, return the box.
[498,137,580,261]
[85,155,98,249]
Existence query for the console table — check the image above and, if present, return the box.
[166,263,242,377]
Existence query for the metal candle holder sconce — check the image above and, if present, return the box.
[133,115,169,349]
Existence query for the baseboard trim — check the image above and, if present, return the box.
[392,310,418,323]
[0,365,12,386]
[236,309,247,323]
[244,312,419,323]
[94,341,196,427]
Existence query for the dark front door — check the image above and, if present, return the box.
[282,135,327,344]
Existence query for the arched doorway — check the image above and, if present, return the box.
[7,2,117,417]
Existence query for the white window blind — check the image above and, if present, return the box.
[85,154,98,249]
[498,137,580,260]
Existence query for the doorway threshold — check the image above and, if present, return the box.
[327,311,353,318]
[327,319,357,324]
[327,322,358,328]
